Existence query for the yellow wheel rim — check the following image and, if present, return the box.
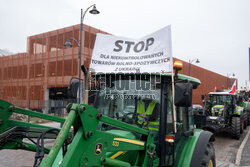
[209,160,213,167]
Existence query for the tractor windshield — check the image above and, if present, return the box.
[94,74,193,135]
[210,94,232,105]
[95,75,161,127]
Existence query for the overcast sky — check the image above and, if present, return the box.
[1,0,250,88]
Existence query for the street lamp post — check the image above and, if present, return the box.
[64,4,99,104]
[227,73,235,89]
[188,58,200,76]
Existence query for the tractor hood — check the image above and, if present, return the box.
[211,105,224,116]
[104,130,140,164]
[105,130,137,140]
[212,105,224,109]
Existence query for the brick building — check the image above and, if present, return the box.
[175,58,236,104]
[0,24,236,112]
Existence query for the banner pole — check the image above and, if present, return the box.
[171,71,177,133]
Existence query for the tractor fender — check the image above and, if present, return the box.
[190,130,215,167]
[231,114,241,118]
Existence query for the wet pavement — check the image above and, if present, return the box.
[240,130,250,166]
[214,130,245,163]
[215,126,250,167]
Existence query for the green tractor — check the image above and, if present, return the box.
[0,64,216,167]
[237,90,250,125]
[199,91,246,139]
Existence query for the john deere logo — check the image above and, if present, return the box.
[95,143,103,155]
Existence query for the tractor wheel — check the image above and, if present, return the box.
[201,142,216,167]
[243,113,247,129]
[231,117,241,140]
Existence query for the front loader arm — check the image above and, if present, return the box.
[0,100,65,152]
[41,104,158,167]
[0,100,158,167]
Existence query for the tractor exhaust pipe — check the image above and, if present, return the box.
[81,65,89,104]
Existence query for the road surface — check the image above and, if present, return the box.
[215,127,250,166]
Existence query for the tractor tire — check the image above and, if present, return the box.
[201,142,216,167]
[231,117,241,140]
[244,113,247,129]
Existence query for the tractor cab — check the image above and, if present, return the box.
[91,72,201,166]
[94,74,161,130]
[238,90,250,101]
[208,92,234,117]
[208,92,240,117]
[93,73,199,128]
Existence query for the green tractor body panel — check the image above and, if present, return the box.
[51,129,151,167]
[241,101,250,113]
[177,129,202,167]
[242,102,248,108]
[234,105,244,115]
[105,130,137,139]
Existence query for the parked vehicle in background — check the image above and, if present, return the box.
[192,104,203,115]
[196,92,246,139]
[237,90,250,125]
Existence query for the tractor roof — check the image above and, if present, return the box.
[93,73,201,85]
[208,92,236,96]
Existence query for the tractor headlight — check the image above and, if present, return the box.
[209,116,218,120]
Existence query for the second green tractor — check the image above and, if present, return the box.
[198,91,248,139]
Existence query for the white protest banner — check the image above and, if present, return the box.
[89,25,173,73]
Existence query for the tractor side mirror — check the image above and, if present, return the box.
[175,82,193,107]
[201,94,205,100]
[68,80,79,98]
[81,65,88,76]
[236,96,239,103]
[236,96,241,105]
